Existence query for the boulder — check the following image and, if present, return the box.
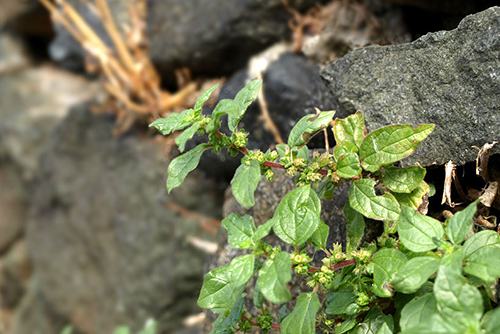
[321,6,500,167]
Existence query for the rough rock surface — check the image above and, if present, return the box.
[23,104,222,334]
[321,6,500,167]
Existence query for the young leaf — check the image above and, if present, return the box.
[257,252,292,304]
[333,142,358,161]
[336,152,362,178]
[229,79,262,132]
[333,110,365,148]
[254,219,276,241]
[464,246,500,282]
[281,292,320,334]
[370,248,407,297]
[167,144,206,193]
[228,254,255,287]
[481,307,500,334]
[377,323,393,334]
[310,220,329,250]
[211,297,245,334]
[195,83,219,113]
[391,256,440,294]
[222,213,256,249]
[446,199,480,245]
[349,178,400,221]
[272,185,321,246]
[149,108,194,135]
[230,159,261,208]
[462,230,500,259]
[206,99,239,133]
[198,264,245,312]
[397,205,444,252]
[399,293,438,332]
[288,111,335,148]
[175,121,199,152]
[325,289,357,315]
[392,181,430,210]
[354,309,394,334]
[359,124,434,172]
[344,202,365,254]
[381,166,426,194]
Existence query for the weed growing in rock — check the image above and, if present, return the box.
[151,81,500,334]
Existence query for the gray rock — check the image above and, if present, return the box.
[25,104,222,333]
[321,6,500,167]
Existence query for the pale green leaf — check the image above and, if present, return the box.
[325,290,357,315]
[138,319,157,334]
[229,79,262,132]
[207,99,240,133]
[211,297,244,334]
[198,264,245,313]
[167,144,206,192]
[336,152,362,178]
[281,293,320,334]
[401,313,463,334]
[462,230,500,259]
[333,110,365,148]
[288,111,335,148]
[149,109,194,135]
[333,141,359,161]
[377,323,393,334]
[60,326,73,334]
[344,201,365,254]
[392,256,440,294]
[446,199,480,245]
[222,213,256,249]
[230,160,261,208]
[397,205,444,252]
[310,220,329,250]
[113,327,130,334]
[253,284,265,309]
[349,178,400,221]
[353,309,394,334]
[257,252,292,303]
[229,254,255,287]
[481,307,500,334]
[399,293,438,332]
[254,219,275,241]
[464,246,500,282]
[370,248,407,297]
[175,121,199,152]
[336,317,357,334]
[359,124,434,172]
[392,181,430,210]
[381,166,426,193]
[195,83,219,113]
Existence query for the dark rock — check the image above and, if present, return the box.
[321,6,500,167]
[25,104,222,333]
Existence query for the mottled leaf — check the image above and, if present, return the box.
[333,111,365,148]
[392,181,430,210]
[381,166,426,193]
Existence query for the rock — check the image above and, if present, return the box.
[321,6,500,167]
[0,33,30,74]
[25,104,222,334]
[0,241,32,309]
[0,0,40,28]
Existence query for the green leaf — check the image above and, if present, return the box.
[175,121,200,152]
[228,254,255,287]
[296,146,310,162]
[336,152,362,178]
[231,160,261,208]
[272,185,321,246]
[207,99,240,133]
[349,178,400,221]
[446,199,480,245]
[462,230,500,259]
[138,319,157,334]
[397,205,444,252]
[353,309,394,334]
[310,220,329,250]
[167,144,206,193]
[392,181,430,210]
[253,284,265,309]
[257,252,292,303]
[359,124,434,172]
[195,83,219,113]
[112,327,130,334]
[255,219,275,241]
[381,166,426,193]
[211,297,245,334]
[288,111,335,148]
[344,202,365,254]
[60,326,73,334]
[335,317,357,334]
[399,293,438,332]
[222,213,256,249]
[149,109,194,135]
[333,110,365,148]
[229,79,262,132]
[325,289,357,315]
[377,323,393,334]
[281,292,320,334]
[464,246,500,282]
[198,264,245,313]
[481,307,500,334]
[401,313,463,334]
[333,142,359,161]
[370,248,407,297]
[392,256,440,294]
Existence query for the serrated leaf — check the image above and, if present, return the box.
[392,256,440,294]
[399,293,438,332]
[149,109,194,135]
[344,201,365,254]
[397,205,444,252]
[310,220,329,250]
[392,181,429,210]
[222,213,256,249]
[353,309,394,334]
[229,254,255,287]
[359,124,434,172]
[167,144,206,193]
[370,248,407,297]
[336,152,362,178]
[257,252,292,303]
[195,83,219,113]
[231,160,261,208]
[333,141,359,161]
[481,307,500,334]
[464,246,500,282]
[381,166,426,193]
[229,79,262,131]
[198,264,245,313]
[462,230,500,259]
[175,121,200,152]
[207,99,240,133]
[325,290,357,315]
[446,199,480,245]
[333,110,365,148]
[281,292,320,334]
[288,111,335,148]
[349,178,400,221]
[211,297,244,334]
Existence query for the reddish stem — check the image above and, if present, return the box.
[308,259,357,273]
